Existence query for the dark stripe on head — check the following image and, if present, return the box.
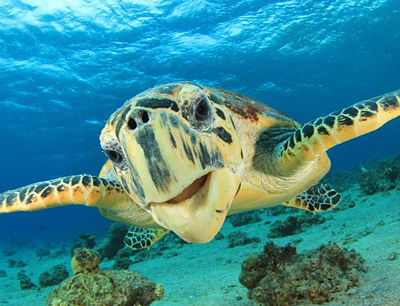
[216,108,226,120]
[115,105,132,137]
[136,98,179,112]
[169,130,177,148]
[182,141,195,163]
[213,127,232,144]
[208,93,223,105]
[136,128,171,191]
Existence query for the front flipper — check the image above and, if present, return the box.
[277,90,400,175]
[282,183,341,212]
[124,226,170,250]
[0,174,129,213]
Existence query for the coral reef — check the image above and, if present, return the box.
[46,248,163,306]
[268,213,325,238]
[39,264,69,287]
[71,248,101,275]
[239,242,366,306]
[227,231,260,248]
[359,155,400,195]
[228,211,262,227]
[17,270,36,290]
[0,270,6,277]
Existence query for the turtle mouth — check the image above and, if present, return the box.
[166,173,209,204]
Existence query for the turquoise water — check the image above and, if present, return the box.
[0,1,399,304]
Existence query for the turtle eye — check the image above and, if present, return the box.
[195,99,210,121]
[104,149,124,164]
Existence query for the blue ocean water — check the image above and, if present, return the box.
[0,0,399,247]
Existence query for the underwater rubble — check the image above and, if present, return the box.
[46,248,163,306]
[358,155,400,195]
[268,213,326,238]
[239,242,366,306]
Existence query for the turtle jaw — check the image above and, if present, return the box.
[150,168,240,243]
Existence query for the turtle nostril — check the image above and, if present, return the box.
[127,117,137,130]
[141,111,149,123]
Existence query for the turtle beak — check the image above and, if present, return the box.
[150,168,241,243]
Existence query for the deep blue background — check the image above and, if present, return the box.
[0,0,399,245]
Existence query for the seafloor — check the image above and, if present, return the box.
[1,157,400,306]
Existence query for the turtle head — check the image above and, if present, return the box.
[100,83,243,243]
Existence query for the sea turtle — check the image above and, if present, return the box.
[1,83,399,249]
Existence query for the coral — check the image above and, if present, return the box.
[36,248,51,260]
[0,270,6,277]
[46,248,163,306]
[8,259,27,268]
[39,264,69,287]
[113,257,133,270]
[268,206,294,217]
[227,231,260,248]
[70,233,97,257]
[71,248,101,275]
[268,213,325,238]
[2,249,16,256]
[79,233,96,249]
[228,211,262,227]
[17,270,36,290]
[96,223,129,260]
[239,242,366,306]
[359,155,400,195]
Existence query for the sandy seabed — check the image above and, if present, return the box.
[1,183,400,306]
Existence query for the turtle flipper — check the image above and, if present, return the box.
[0,174,129,213]
[277,90,400,175]
[282,183,341,212]
[124,226,170,250]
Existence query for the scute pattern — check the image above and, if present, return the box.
[283,183,341,212]
[0,174,125,213]
[124,226,169,250]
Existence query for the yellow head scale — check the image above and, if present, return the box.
[100,83,244,243]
